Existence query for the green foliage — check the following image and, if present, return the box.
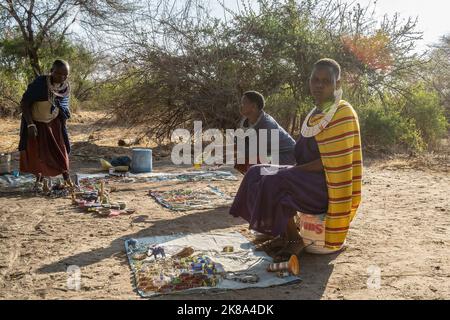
[357,83,448,153]
[0,30,99,116]
[0,69,26,116]
[1,0,448,154]
[104,0,446,153]
[427,35,450,120]
[401,85,448,150]
[358,104,425,153]
[265,86,299,133]
[0,35,29,76]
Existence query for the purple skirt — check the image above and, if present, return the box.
[229,135,328,236]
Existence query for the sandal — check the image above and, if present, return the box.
[108,210,122,217]
[273,240,305,263]
[273,251,294,263]
[251,231,274,245]
[254,237,286,252]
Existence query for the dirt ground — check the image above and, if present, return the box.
[0,112,449,300]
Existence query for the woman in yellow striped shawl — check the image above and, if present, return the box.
[229,58,362,260]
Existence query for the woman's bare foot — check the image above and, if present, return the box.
[42,178,51,194]
[273,239,305,263]
[251,231,274,245]
[254,236,287,253]
[64,178,75,191]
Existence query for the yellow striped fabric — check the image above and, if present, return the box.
[310,100,363,249]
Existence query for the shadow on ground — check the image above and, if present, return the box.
[36,203,340,300]
[36,206,240,274]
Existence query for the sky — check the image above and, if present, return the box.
[342,0,450,50]
[66,0,449,54]
[210,0,450,52]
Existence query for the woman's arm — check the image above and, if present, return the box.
[21,100,33,124]
[21,100,38,138]
[294,158,324,173]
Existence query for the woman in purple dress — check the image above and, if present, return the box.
[230,60,340,261]
[229,127,328,260]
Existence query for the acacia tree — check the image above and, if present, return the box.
[428,35,450,119]
[107,0,425,140]
[0,0,135,76]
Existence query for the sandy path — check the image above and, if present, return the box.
[0,113,449,300]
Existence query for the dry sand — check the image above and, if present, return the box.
[0,112,449,300]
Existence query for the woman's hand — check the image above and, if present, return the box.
[28,124,38,138]
[295,158,324,173]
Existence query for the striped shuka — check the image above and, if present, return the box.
[309,100,363,250]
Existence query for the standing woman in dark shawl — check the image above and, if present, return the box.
[19,59,72,192]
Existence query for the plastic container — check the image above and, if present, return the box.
[0,153,11,174]
[294,213,343,254]
[131,148,152,173]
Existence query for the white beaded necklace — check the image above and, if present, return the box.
[46,75,70,106]
[301,91,342,138]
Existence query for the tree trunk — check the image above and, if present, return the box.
[28,47,42,76]
[290,110,298,136]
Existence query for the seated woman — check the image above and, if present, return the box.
[234,91,296,174]
[229,59,363,261]
[18,59,73,193]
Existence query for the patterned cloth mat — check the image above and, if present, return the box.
[0,173,36,193]
[0,173,74,198]
[149,185,234,211]
[76,170,237,187]
[125,232,301,297]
